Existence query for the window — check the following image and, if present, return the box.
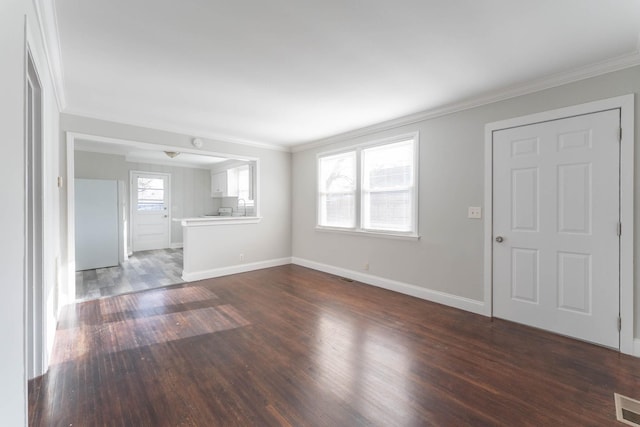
[227,164,254,205]
[317,133,418,237]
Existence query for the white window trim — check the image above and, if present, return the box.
[315,226,421,241]
[316,131,420,239]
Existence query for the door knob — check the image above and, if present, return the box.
[163,215,168,218]
[495,236,504,243]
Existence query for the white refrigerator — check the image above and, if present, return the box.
[75,179,120,271]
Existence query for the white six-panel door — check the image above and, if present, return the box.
[493,109,620,348]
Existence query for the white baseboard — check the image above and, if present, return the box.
[170,243,184,249]
[179,257,640,352]
[291,257,488,316]
[182,257,292,282]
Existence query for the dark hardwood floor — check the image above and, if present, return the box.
[75,248,183,301]
[30,265,639,426]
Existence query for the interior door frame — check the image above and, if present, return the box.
[25,46,45,379]
[483,94,635,355]
[130,170,172,252]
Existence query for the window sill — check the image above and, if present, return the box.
[315,226,420,241]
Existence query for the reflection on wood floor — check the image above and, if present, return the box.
[31,265,640,426]
[75,248,183,301]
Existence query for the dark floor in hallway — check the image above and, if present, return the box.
[75,248,183,301]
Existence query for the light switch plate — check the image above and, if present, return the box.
[468,206,482,219]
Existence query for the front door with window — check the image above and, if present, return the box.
[492,109,620,348]
[131,172,171,252]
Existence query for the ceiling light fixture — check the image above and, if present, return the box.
[164,151,180,158]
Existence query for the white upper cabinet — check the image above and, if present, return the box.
[211,171,227,197]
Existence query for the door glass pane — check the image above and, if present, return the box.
[137,177,164,211]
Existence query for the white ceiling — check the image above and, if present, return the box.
[53,0,640,147]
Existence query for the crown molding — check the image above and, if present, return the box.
[62,108,292,153]
[292,50,640,153]
[33,0,66,111]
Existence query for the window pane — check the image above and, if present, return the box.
[319,152,356,228]
[362,140,414,231]
[363,140,413,190]
[319,152,356,193]
[137,201,164,211]
[363,190,412,231]
[320,193,355,228]
[137,177,164,211]
[227,165,253,201]
[138,188,164,201]
[137,177,164,191]
[237,166,251,200]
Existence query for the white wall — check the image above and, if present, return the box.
[0,0,62,424]
[61,113,292,275]
[292,66,640,334]
[0,3,27,424]
[74,151,215,246]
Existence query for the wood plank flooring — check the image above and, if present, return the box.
[75,248,183,301]
[30,265,640,426]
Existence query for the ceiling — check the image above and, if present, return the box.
[75,138,231,169]
[51,0,640,148]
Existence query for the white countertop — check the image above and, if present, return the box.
[174,216,263,226]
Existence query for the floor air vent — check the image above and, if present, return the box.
[615,393,640,426]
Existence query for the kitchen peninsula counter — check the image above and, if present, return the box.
[175,216,278,282]
[173,216,262,227]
